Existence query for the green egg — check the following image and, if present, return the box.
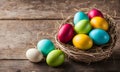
[74,20,92,34]
[46,50,65,67]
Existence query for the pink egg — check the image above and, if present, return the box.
[57,24,74,43]
[88,9,104,19]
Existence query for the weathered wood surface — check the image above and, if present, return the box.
[0,20,59,59]
[0,57,120,72]
[0,0,119,20]
[0,0,120,72]
[0,20,120,72]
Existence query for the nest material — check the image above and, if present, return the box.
[55,12,117,63]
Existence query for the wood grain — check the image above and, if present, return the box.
[0,0,119,20]
[0,20,61,59]
[0,57,120,72]
[0,0,119,72]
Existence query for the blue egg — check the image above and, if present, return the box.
[37,39,55,56]
[89,29,110,45]
[73,11,89,25]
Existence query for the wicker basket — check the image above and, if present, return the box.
[55,10,117,63]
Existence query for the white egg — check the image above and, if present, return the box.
[26,48,43,62]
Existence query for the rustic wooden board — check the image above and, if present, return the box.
[0,56,120,72]
[0,20,62,59]
[0,0,119,20]
[0,0,120,72]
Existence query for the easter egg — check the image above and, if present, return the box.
[88,8,103,19]
[37,39,55,56]
[72,34,93,50]
[89,29,110,45]
[90,17,109,30]
[46,50,65,67]
[26,48,43,62]
[90,17,108,30]
[74,20,92,34]
[73,11,89,25]
[57,24,74,43]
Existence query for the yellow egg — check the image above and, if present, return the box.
[72,34,93,50]
[90,17,109,30]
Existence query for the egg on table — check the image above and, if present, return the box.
[89,29,110,45]
[73,11,89,25]
[46,50,65,67]
[26,48,43,62]
[37,39,55,56]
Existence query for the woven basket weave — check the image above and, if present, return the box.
[55,10,117,63]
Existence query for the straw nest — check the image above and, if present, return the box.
[55,9,117,63]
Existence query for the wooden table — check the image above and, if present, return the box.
[0,0,120,72]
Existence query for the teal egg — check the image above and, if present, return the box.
[73,11,89,25]
[37,39,55,56]
[89,29,110,45]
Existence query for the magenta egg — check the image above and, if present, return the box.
[88,9,104,19]
[57,24,74,43]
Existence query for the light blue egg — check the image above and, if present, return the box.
[73,11,89,25]
[89,29,110,45]
[37,39,55,56]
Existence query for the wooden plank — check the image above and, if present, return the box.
[114,20,120,50]
[0,20,61,59]
[0,20,120,60]
[0,57,120,72]
[0,0,119,19]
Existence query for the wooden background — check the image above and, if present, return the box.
[0,0,120,72]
